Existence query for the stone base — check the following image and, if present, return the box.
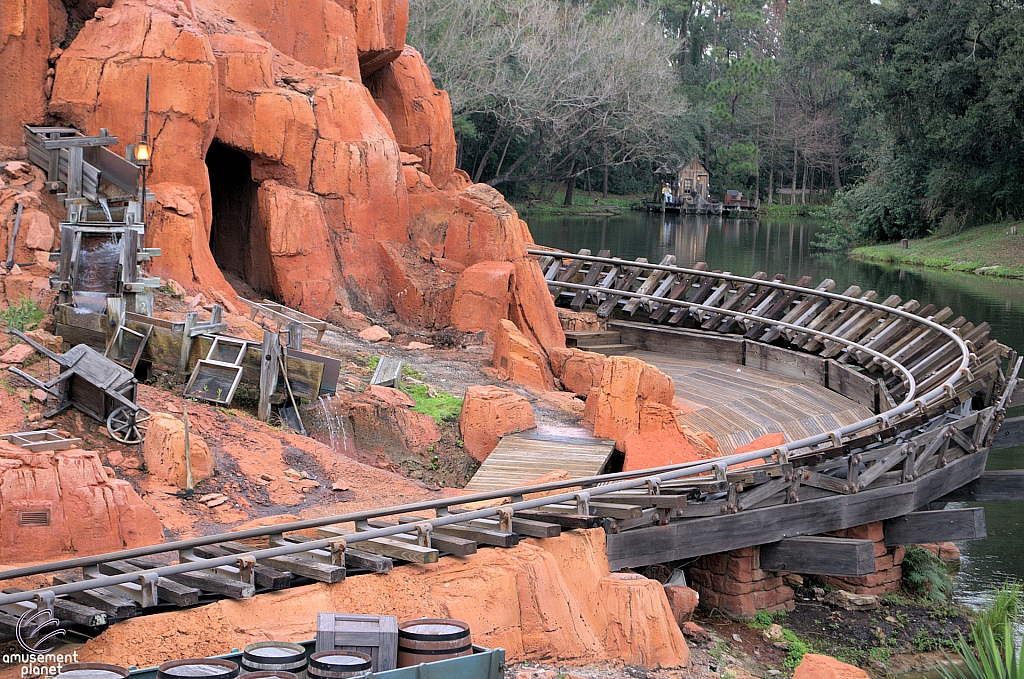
[690,547,795,620]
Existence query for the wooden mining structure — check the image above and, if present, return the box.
[0,249,1022,635]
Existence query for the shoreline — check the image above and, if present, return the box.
[851,222,1024,279]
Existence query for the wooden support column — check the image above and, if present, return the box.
[258,330,281,422]
[178,311,197,379]
[759,537,877,577]
[883,507,987,546]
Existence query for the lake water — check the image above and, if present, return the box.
[528,210,1024,609]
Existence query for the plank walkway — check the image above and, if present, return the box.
[463,429,617,492]
[631,350,875,453]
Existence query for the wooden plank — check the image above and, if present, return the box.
[464,430,615,493]
[570,250,611,311]
[719,274,786,334]
[761,278,835,343]
[52,574,136,619]
[549,249,590,298]
[367,519,477,556]
[597,257,647,317]
[515,510,603,529]
[217,541,346,583]
[744,275,814,339]
[612,322,745,365]
[827,360,878,412]
[1,588,106,627]
[623,254,676,315]
[992,416,1024,451]
[397,516,518,547]
[344,548,394,573]
[191,544,292,589]
[744,343,827,385]
[155,568,256,599]
[759,537,877,577]
[802,290,878,353]
[938,469,1024,502]
[789,285,861,348]
[702,272,767,331]
[533,501,642,520]
[668,271,723,325]
[461,515,561,538]
[883,507,987,546]
[97,560,201,607]
[318,526,439,564]
[650,262,708,323]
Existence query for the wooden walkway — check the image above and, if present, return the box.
[632,350,875,453]
[464,430,617,492]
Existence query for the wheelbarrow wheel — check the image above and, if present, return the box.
[107,406,150,445]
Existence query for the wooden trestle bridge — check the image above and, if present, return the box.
[0,248,1022,639]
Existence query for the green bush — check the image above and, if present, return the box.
[0,296,45,333]
[972,583,1023,648]
[901,545,954,602]
[939,619,1024,679]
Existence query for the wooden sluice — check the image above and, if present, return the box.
[0,249,1021,633]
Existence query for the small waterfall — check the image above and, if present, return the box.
[312,394,349,453]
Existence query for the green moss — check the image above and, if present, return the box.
[401,382,463,424]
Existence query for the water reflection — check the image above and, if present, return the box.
[527,210,1024,606]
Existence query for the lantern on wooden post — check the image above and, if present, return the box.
[134,74,152,230]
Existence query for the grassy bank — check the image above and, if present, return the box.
[852,221,1024,278]
[511,189,643,216]
[758,202,830,218]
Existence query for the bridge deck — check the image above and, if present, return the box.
[630,350,875,453]
[464,430,616,492]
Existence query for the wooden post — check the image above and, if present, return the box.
[178,311,198,380]
[67,146,84,200]
[286,321,303,350]
[258,330,281,422]
[47,132,59,183]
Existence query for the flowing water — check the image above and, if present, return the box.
[528,210,1024,609]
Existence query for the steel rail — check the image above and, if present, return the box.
[0,265,977,607]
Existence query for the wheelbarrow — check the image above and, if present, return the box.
[6,329,150,444]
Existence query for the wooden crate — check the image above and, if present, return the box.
[315,613,398,671]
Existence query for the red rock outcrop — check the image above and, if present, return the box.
[50,0,219,233]
[793,655,870,679]
[449,261,515,335]
[367,46,456,187]
[258,180,337,318]
[590,357,675,443]
[145,183,236,299]
[0,443,163,563]
[664,585,699,625]
[142,413,215,489]
[73,529,688,669]
[350,0,408,76]
[0,0,49,146]
[549,348,606,396]
[459,385,536,462]
[494,319,554,390]
[620,404,717,472]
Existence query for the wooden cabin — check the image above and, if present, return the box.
[677,159,710,201]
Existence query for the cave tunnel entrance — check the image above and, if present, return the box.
[206,140,274,296]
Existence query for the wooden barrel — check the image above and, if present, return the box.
[57,664,130,679]
[241,641,307,678]
[240,672,298,679]
[307,651,371,679]
[397,618,472,667]
[157,659,239,679]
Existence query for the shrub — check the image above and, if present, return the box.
[901,545,954,602]
[0,296,45,333]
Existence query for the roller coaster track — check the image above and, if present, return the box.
[0,248,1018,636]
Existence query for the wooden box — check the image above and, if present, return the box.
[315,613,398,671]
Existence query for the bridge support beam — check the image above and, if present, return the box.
[938,469,1024,502]
[883,508,987,546]
[759,537,877,577]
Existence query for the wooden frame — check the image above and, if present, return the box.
[241,297,328,343]
[105,323,151,372]
[0,430,82,452]
[184,336,250,405]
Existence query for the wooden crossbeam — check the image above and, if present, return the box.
[570,250,610,310]
[938,469,1024,502]
[883,508,986,546]
[759,537,877,577]
[191,544,291,589]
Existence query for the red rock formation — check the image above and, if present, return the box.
[349,0,408,76]
[620,404,717,472]
[145,183,236,298]
[0,0,49,146]
[258,180,337,318]
[200,0,360,78]
[664,585,699,625]
[449,261,515,335]
[367,46,456,187]
[142,413,214,489]
[591,357,675,443]
[550,348,605,396]
[459,385,536,462]
[494,319,554,391]
[0,443,163,563]
[50,0,219,233]
[793,655,870,679]
[74,529,688,669]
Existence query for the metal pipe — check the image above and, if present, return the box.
[4,203,23,270]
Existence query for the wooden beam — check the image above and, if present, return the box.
[318,526,439,564]
[516,510,603,529]
[759,537,877,577]
[937,470,1024,502]
[344,548,394,573]
[151,567,256,599]
[97,560,201,606]
[883,508,987,546]
[191,544,292,589]
[367,520,477,556]
[2,588,106,627]
[397,516,519,547]
[992,416,1024,451]
[52,574,136,619]
[217,542,346,583]
[606,451,985,570]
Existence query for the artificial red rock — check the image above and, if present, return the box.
[793,654,870,679]
[30,389,48,403]
[619,404,717,472]
[459,385,536,462]
[663,585,699,625]
[0,442,163,561]
[358,325,391,342]
[325,306,372,332]
[366,46,456,187]
[591,357,675,443]
[351,0,408,76]
[0,343,36,364]
[493,319,554,391]
[258,181,337,318]
[22,330,58,353]
[142,413,214,489]
[21,210,54,251]
[50,0,219,233]
[557,349,606,396]
[366,384,415,408]
[0,0,49,146]
[449,261,515,335]
[145,183,236,299]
